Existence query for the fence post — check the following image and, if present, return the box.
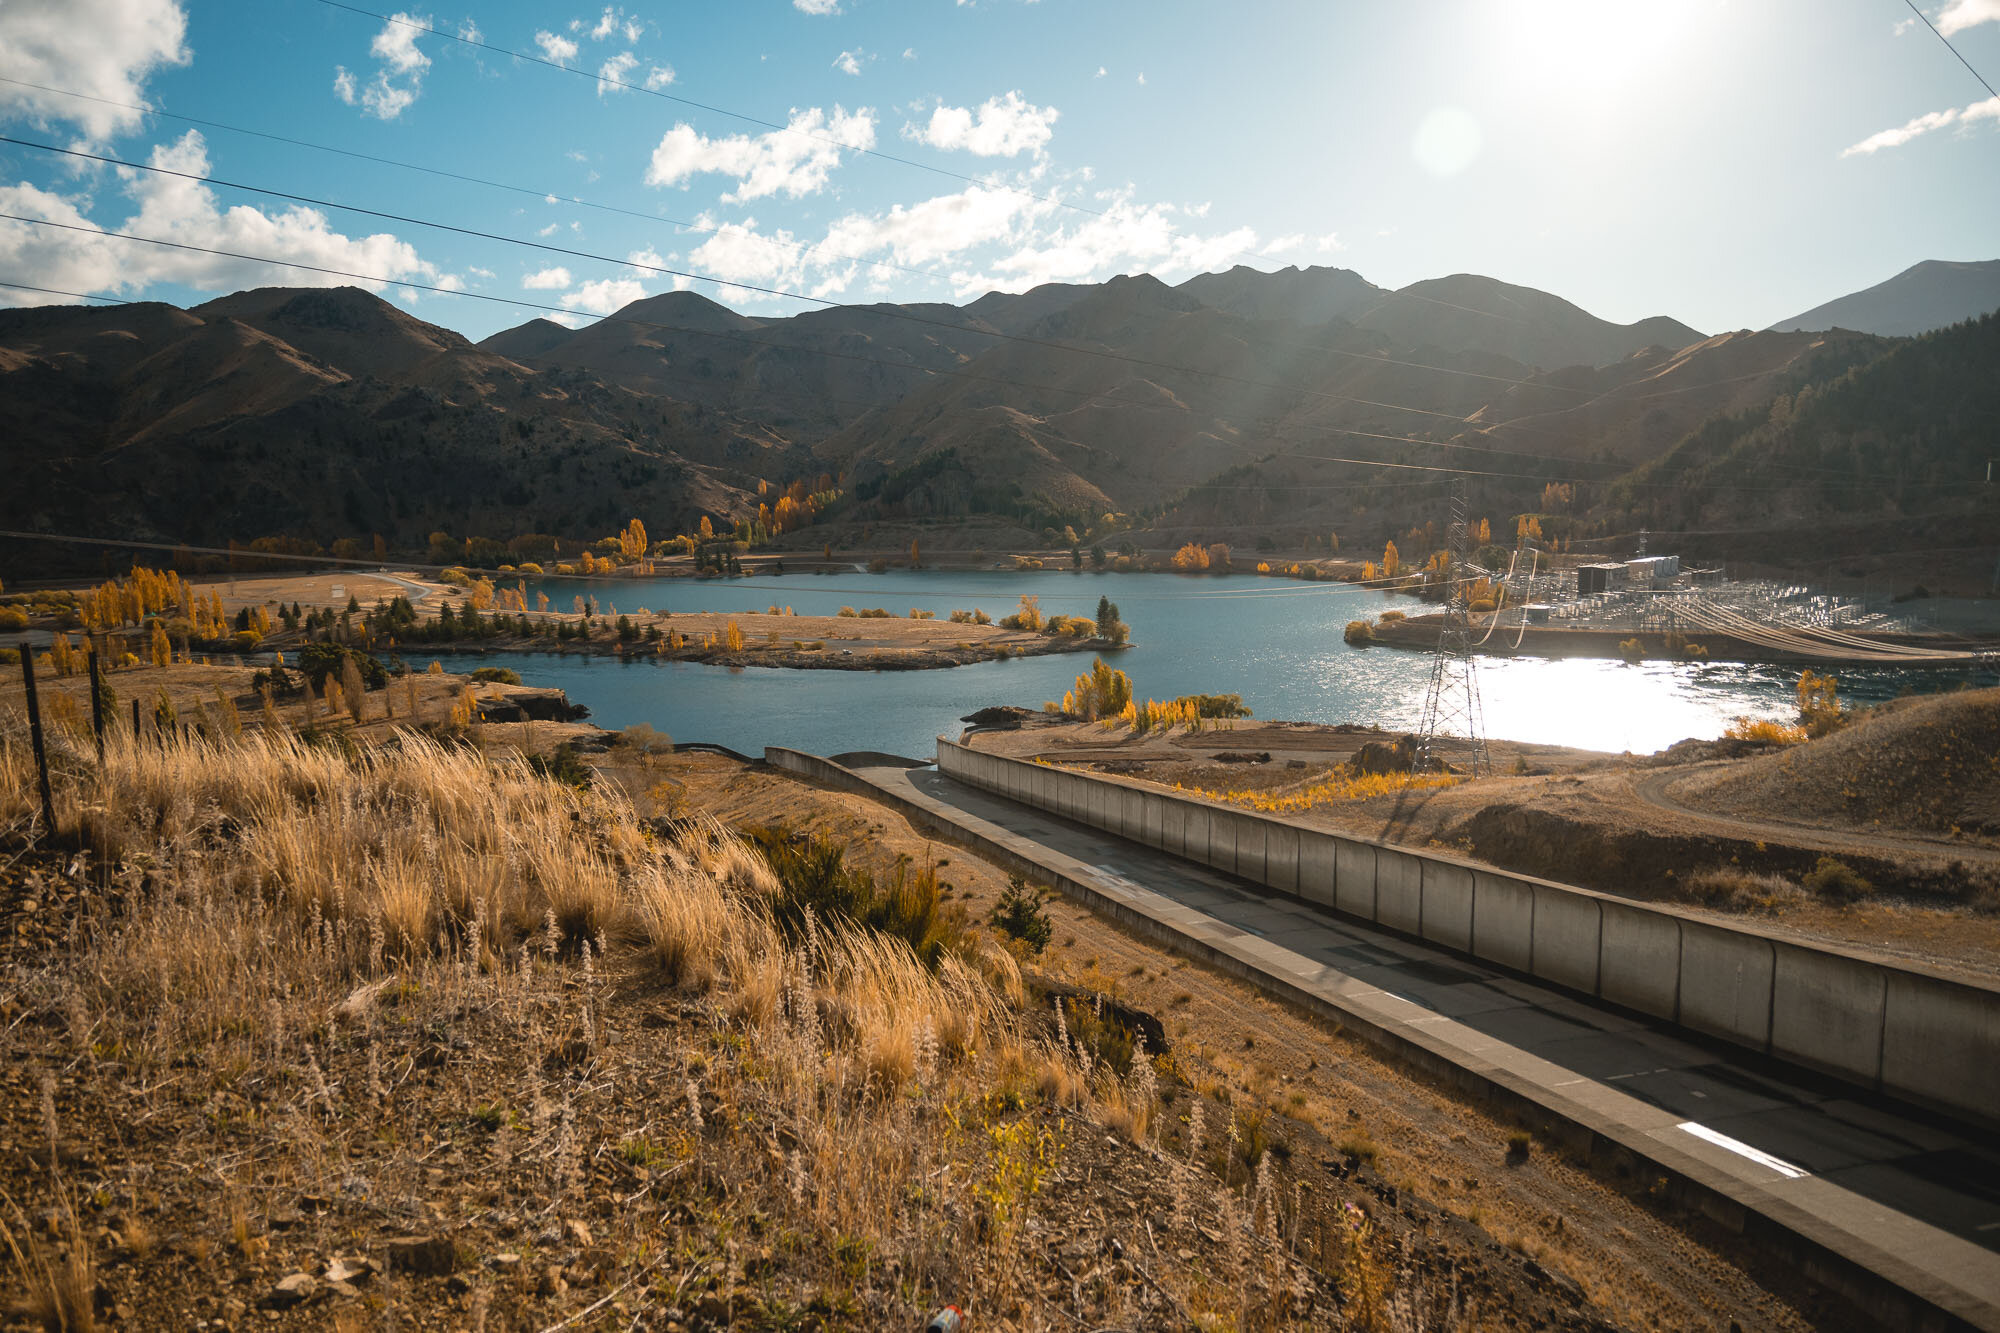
[19,649,57,836]
[88,648,106,759]
[131,697,144,746]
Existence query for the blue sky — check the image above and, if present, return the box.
[1,0,1996,341]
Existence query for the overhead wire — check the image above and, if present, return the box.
[6,133,1941,492]
[0,73,949,286]
[0,208,1966,504]
[304,0,1109,218]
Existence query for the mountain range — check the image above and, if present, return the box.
[1769,259,2000,338]
[1,259,1992,571]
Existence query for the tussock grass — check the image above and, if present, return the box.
[0,712,1505,1328]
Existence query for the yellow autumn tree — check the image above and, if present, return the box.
[724,620,745,652]
[149,621,172,668]
[1171,542,1209,572]
[620,518,648,561]
[1381,541,1400,578]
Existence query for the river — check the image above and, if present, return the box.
[432,570,1991,759]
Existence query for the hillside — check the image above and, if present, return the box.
[0,260,1984,571]
[1770,259,2000,337]
[1675,687,2000,838]
[1608,311,2000,549]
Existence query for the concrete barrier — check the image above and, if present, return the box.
[931,738,2000,1127]
[1298,831,1337,908]
[1471,870,1535,973]
[1882,972,2000,1121]
[1599,901,1682,1018]
[1771,944,1888,1086]
[1677,920,1775,1049]
[1335,838,1377,919]
[1375,848,1423,935]
[1265,822,1301,897]
[1420,860,1475,952]
[1530,885,1601,996]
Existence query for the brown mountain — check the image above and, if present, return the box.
[13,261,1963,572]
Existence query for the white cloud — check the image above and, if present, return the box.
[596,50,637,93]
[0,0,188,144]
[903,47,918,60]
[589,7,618,39]
[1136,72,1146,85]
[329,11,432,120]
[819,184,1044,267]
[457,18,482,42]
[794,0,841,12]
[833,48,864,76]
[534,29,579,64]
[537,222,561,236]
[645,105,876,203]
[467,265,495,279]
[522,265,572,289]
[1938,0,2000,34]
[562,276,647,315]
[954,193,1258,295]
[645,64,676,89]
[1094,66,1107,78]
[1261,233,1304,255]
[0,129,444,307]
[906,91,1057,157]
[1315,231,1344,252]
[1841,94,2000,155]
[689,217,808,293]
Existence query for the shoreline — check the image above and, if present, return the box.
[1363,612,2000,667]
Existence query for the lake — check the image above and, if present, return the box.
[435,570,1991,760]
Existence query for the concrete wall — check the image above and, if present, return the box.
[931,739,2000,1127]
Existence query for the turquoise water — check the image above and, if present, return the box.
[435,570,1989,759]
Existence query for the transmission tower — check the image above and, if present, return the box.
[1413,476,1491,776]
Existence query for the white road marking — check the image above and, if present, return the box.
[1677,1122,1809,1179]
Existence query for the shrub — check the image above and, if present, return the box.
[1618,637,1644,663]
[470,666,522,685]
[745,826,965,967]
[528,742,594,789]
[1343,619,1373,645]
[298,642,386,690]
[1803,856,1872,904]
[620,722,673,754]
[856,608,891,619]
[1722,716,1805,745]
[909,609,935,620]
[1797,669,1845,738]
[989,877,1053,953]
[438,567,473,588]
[1378,610,1406,622]
[0,607,27,631]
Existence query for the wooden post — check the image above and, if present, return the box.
[87,648,106,759]
[131,697,144,745]
[19,649,57,835]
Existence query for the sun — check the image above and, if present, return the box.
[1486,0,1711,99]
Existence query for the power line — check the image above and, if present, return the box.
[0,133,1630,461]
[0,73,949,287]
[0,76,1625,407]
[1900,0,2000,99]
[304,0,1107,219]
[1,219,1963,495]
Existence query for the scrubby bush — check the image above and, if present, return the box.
[1722,716,1805,745]
[989,877,1053,954]
[470,667,522,685]
[1803,856,1872,904]
[1343,620,1373,646]
[1618,637,1644,663]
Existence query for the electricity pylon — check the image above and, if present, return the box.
[1413,476,1490,776]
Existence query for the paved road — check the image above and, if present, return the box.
[854,763,2000,1328]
